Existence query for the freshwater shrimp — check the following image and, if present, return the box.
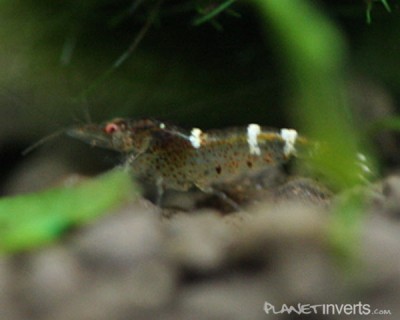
[67,118,308,209]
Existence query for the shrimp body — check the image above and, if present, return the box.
[67,119,304,193]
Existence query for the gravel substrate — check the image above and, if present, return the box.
[1,175,399,319]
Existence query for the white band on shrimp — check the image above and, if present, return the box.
[280,128,298,157]
[190,128,203,148]
[247,124,261,156]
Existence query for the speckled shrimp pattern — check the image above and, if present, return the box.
[67,119,303,192]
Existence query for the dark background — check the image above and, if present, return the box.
[1,0,400,194]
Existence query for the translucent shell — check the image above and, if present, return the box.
[67,119,307,199]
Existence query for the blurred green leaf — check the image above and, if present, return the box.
[252,0,374,261]
[0,170,138,253]
[253,0,369,189]
[328,191,365,266]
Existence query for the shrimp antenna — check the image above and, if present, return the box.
[21,128,67,156]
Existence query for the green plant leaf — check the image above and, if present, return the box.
[251,0,375,262]
[252,0,369,189]
[0,170,138,253]
[193,0,237,26]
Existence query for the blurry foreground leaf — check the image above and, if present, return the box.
[0,170,138,254]
[328,191,365,269]
[253,0,373,261]
[254,0,366,190]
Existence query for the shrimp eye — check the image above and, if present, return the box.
[104,123,119,134]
